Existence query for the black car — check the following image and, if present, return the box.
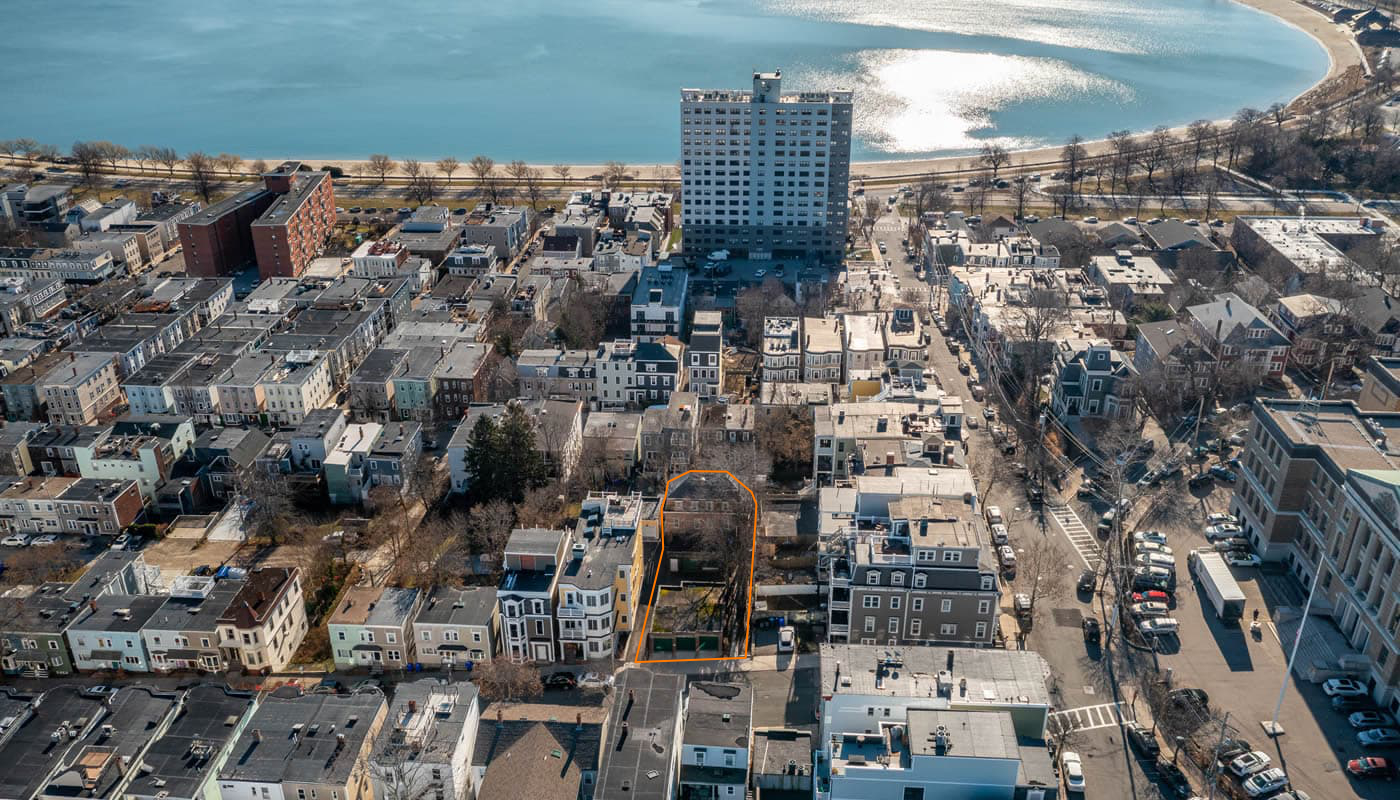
[1082,617,1101,643]
[313,678,344,695]
[1125,721,1161,758]
[1333,695,1376,711]
[541,672,578,690]
[1188,472,1213,489]
[1025,485,1044,504]
[192,564,212,576]
[1169,688,1209,711]
[1077,569,1097,594]
[1215,737,1253,763]
[1155,761,1192,797]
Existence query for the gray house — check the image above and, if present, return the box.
[412,586,499,666]
[1051,338,1137,420]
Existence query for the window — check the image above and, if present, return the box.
[904,788,925,800]
[888,618,899,633]
[866,571,879,585]
[978,599,991,615]
[862,596,880,609]
[889,596,901,610]
[942,550,962,562]
[940,624,958,636]
[864,616,875,632]
[891,572,904,586]
[912,597,923,612]
[941,599,953,613]
[913,573,926,589]
[975,622,988,639]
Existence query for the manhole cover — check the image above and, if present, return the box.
[1052,608,1083,628]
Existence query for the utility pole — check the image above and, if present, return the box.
[1206,712,1232,800]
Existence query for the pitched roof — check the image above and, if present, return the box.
[474,719,603,800]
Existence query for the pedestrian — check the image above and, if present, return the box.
[1252,608,1259,621]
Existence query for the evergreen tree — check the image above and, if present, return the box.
[463,413,501,503]
[496,403,547,503]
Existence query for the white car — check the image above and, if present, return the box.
[1225,552,1261,568]
[1134,542,1173,557]
[1061,750,1085,793]
[1229,750,1272,777]
[30,535,59,547]
[1139,617,1179,637]
[1243,768,1288,797]
[578,672,614,690]
[1205,523,1244,540]
[985,506,1004,526]
[1206,513,1239,526]
[110,533,131,550]
[1350,710,1397,729]
[1130,602,1171,619]
[990,523,1009,545]
[966,416,979,429]
[777,626,795,653]
[754,269,767,279]
[1323,678,1369,697]
[1134,553,1175,570]
[1083,216,1098,224]
[1133,531,1168,546]
[1,534,31,547]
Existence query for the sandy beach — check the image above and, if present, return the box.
[219,0,1366,185]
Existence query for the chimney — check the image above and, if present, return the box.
[496,708,503,728]
[252,729,262,742]
[946,649,955,672]
[408,700,417,714]
[575,712,583,730]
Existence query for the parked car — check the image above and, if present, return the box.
[1082,617,1101,642]
[1077,570,1097,593]
[1077,481,1100,499]
[1133,530,1169,546]
[578,672,615,690]
[998,545,1017,571]
[1350,711,1398,729]
[1134,553,1176,570]
[1061,751,1085,793]
[985,505,1004,526]
[1014,593,1033,619]
[1225,552,1262,568]
[1243,768,1289,797]
[1188,472,1213,489]
[1205,524,1244,540]
[990,524,1009,545]
[1,534,30,547]
[1132,590,1171,604]
[314,678,344,695]
[84,685,118,696]
[1139,617,1179,637]
[1156,761,1191,796]
[777,626,795,653]
[1213,537,1252,552]
[1325,678,1370,697]
[1333,695,1376,711]
[1229,751,1272,777]
[1130,602,1170,618]
[1207,513,1240,525]
[30,535,58,546]
[1346,756,1395,779]
[1133,567,1174,592]
[1209,465,1238,483]
[1134,542,1173,556]
[541,672,578,690]
[1125,721,1160,757]
[110,533,131,549]
[1357,728,1400,747]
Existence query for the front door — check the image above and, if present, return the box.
[531,642,552,662]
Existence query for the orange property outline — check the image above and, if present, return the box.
[632,469,758,663]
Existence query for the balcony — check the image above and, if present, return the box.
[559,628,587,641]
[557,606,585,619]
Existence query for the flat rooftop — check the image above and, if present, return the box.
[819,644,1051,707]
[1259,399,1400,472]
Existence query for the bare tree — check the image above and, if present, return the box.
[473,658,543,699]
[1019,536,1070,630]
[603,160,628,190]
[467,498,516,566]
[436,156,461,186]
[1138,126,1174,195]
[131,145,155,175]
[1185,119,1217,170]
[469,155,497,200]
[368,154,396,185]
[1011,174,1034,220]
[735,280,797,347]
[150,146,181,177]
[552,163,572,185]
[657,162,680,195]
[101,142,130,173]
[71,141,105,185]
[186,151,216,202]
[979,144,1010,181]
[238,464,301,546]
[215,153,243,179]
[521,165,545,209]
[1059,135,1087,215]
[506,159,530,191]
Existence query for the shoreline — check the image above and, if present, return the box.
[272,0,1356,184]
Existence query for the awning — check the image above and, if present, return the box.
[161,649,208,660]
[436,644,468,652]
[88,649,123,660]
[352,643,382,652]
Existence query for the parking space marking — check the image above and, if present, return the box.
[1048,503,1101,570]
[1049,701,1133,734]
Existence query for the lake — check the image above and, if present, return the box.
[1,0,1327,163]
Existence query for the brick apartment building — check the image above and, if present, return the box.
[178,161,335,280]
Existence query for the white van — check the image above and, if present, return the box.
[990,523,1009,545]
[998,545,1017,571]
[985,505,1004,526]
[1134,552,1176,570]
[1139,617,1179,636]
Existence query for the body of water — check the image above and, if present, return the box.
[3,0,1327,163]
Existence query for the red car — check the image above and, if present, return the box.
[1132,590,1170,604]
[1347,756,1394,779]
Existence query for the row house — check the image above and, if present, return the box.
[498,527,570,663]
[328,586,424,671]
[687,310,725,400]
[824,495,999,647]
[1133,320,1217,393]
[557,493,649,661]
[641,391,701,479]
[517,348,596,402]
[597,338,685,408]
[411,586,499,666]
[763,316,802,383]
[883,307,928,367]
[804,316,844,383]
[0,476,145,536]
[41,352,121,425]
[369,680,481,800]
[678,682,753,800]
[631,265,688,342]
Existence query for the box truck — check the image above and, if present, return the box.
[1190,549,1246,621]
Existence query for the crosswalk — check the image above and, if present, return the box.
[1048,504,1101,570]
[1049,701,1135,734]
